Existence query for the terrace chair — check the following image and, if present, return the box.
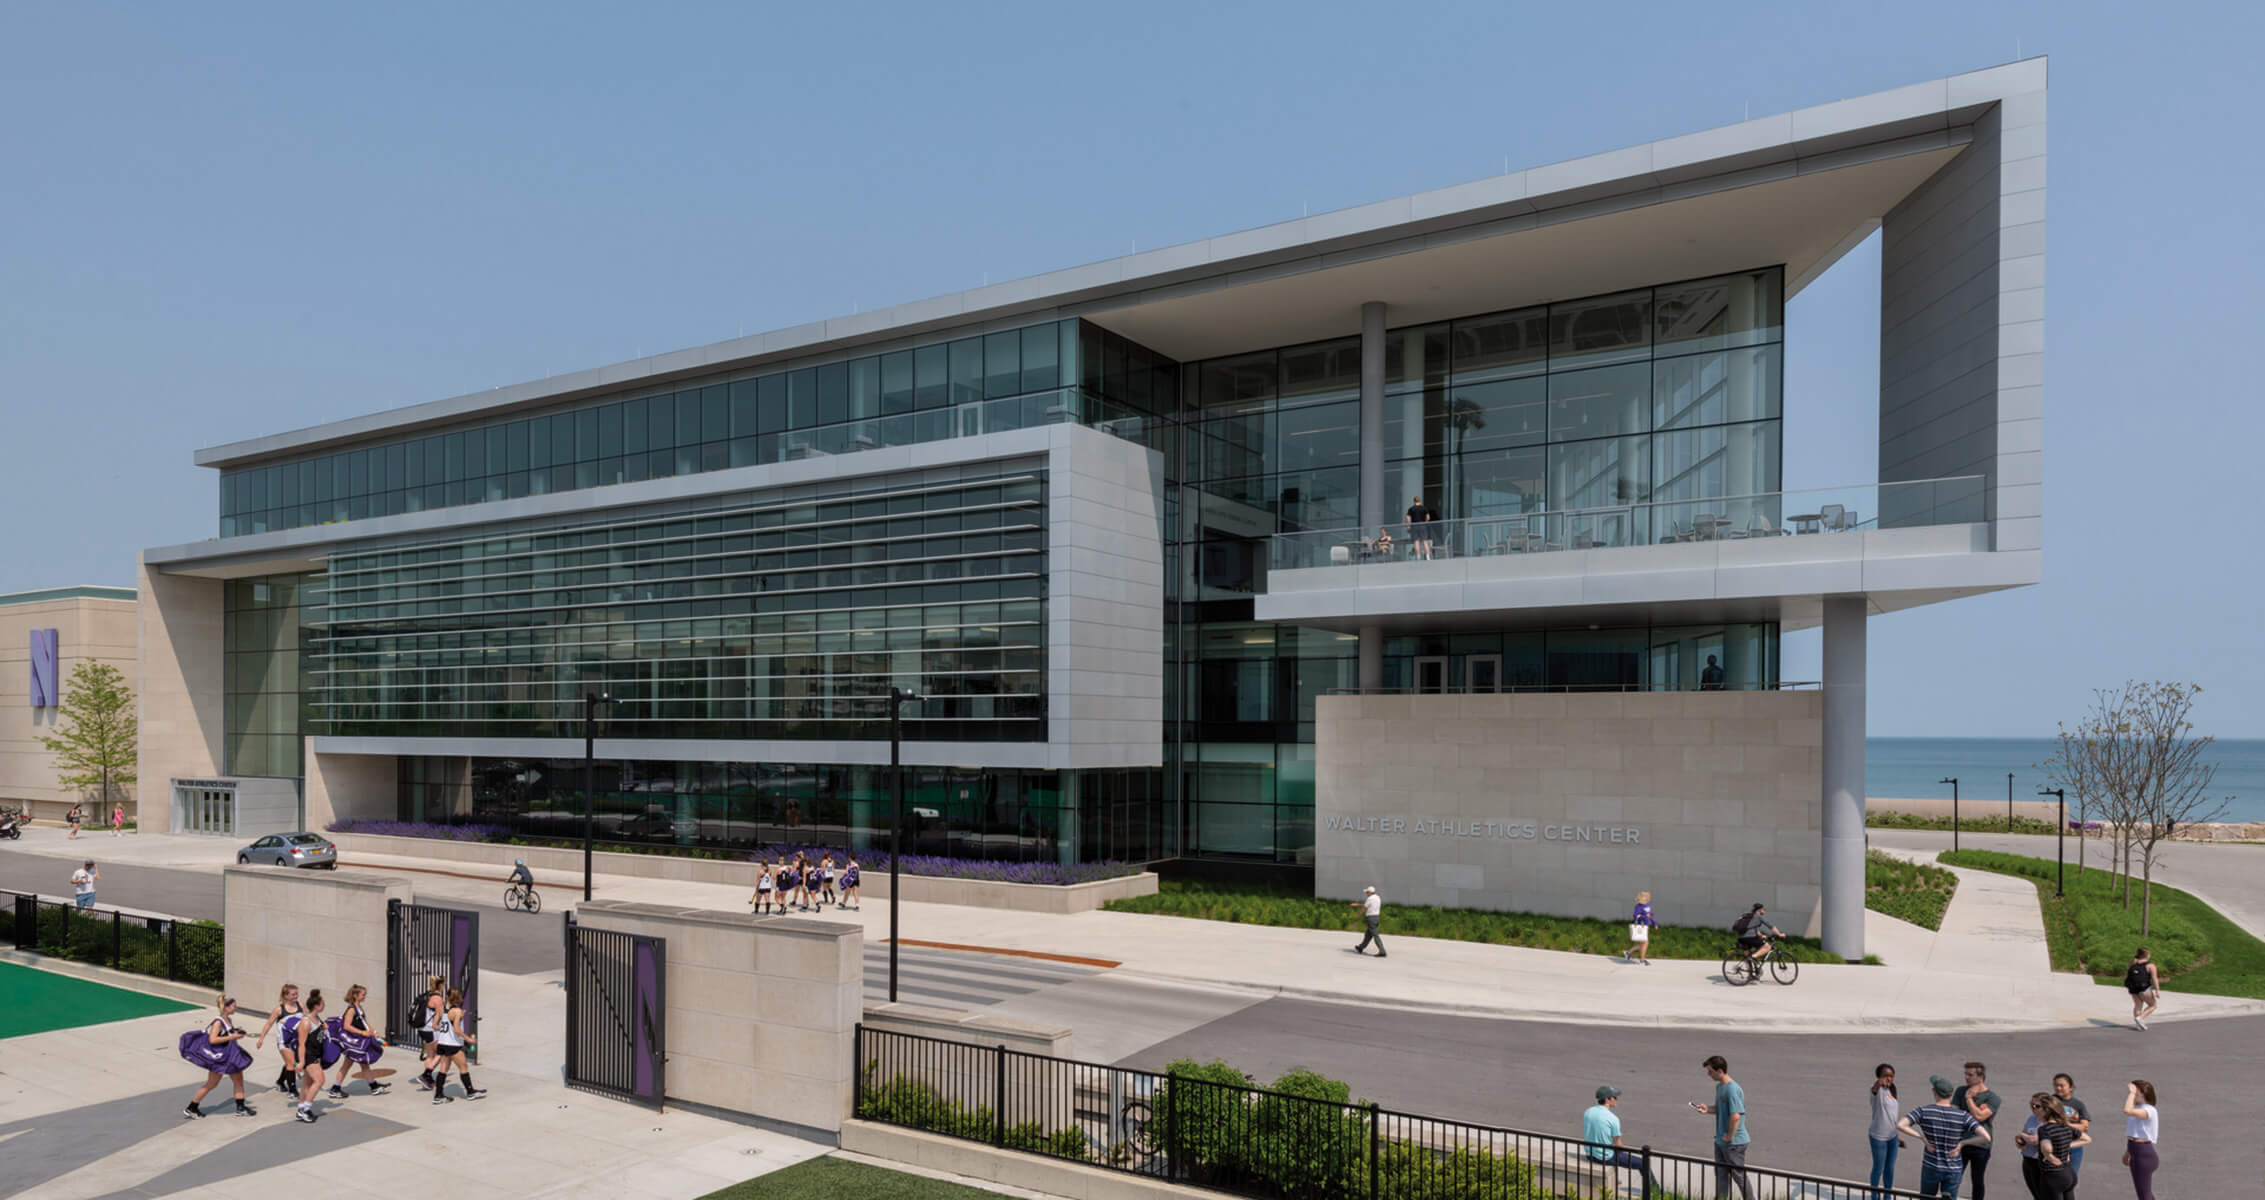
[1819,503,1846,532]
[1693,512,1718,541]
[1571,531,1595,550]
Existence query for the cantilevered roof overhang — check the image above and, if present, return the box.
[193,61,2044,471]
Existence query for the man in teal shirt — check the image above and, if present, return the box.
[1694,1056,1752,1200]
[1581,1085,1657,1197]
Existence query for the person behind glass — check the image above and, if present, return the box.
[2124,947,2160,1029]
[1373,527,1394,559]
[1700,655,1726,690]
[1952,1061,2002,1200]
[1623,891,1658,964]
[1406,495,1439,559]
[2051,1073,2090,1178]
[2015,1092,2088,1200]
[1581,1085,1657,1198]
[254,982,303,1097]
[180,994,257,1119]
[1867,1063,1902,1199]
[2121,1080,2158,1200]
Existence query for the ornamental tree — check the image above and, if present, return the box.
[38,661,138,815]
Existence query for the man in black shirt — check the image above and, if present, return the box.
[1406,495,1439,559]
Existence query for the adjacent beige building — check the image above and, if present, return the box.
[1,585,140,822]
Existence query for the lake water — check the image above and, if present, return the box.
[1869,737,2265,822]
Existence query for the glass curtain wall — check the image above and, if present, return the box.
[395,756,1168,864]
[308,469,1048,742]
[224,573,316,778]
[219,320,1178,537]
[1380,623,1779,692]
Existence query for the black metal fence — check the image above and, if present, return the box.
[562,914,666,1109]
[855,1026,1932,1200]
[4,892,226,990]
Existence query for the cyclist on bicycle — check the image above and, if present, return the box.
[506,859,534,900]
[1732,902,1783,962]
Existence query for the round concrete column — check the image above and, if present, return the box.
[1820,595,1868,960]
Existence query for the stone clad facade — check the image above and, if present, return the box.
[1315,691,1823,933]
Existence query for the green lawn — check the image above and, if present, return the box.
[699,1156,1001,1199]
[1867,811,2065,835]
[1939,849,2265,1000]
[1105,880,1881,964]
[1865,850,1958,930]
[0,960,198,1038]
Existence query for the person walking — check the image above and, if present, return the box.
[179,994,257,1119]
[1349,886,1386,957]
[111,804,125,837]
[1898,1074,1990,1197]
[2051,1073,2091,1178]
[1581,1085,1657,1198]
[1693,1055,1752,1200]
[2123,948,2160,1029]
[413,973,446,1090]
[253,982,303,1097]
[66,802,81,839]
[1868,1063,1903,1198]
[820,854,839,907]
[327,984,389,1097]
[1623,891,1659,964]
[1952,1061,2003,1200]
[289,989,337,1123]
[427,987,485,1103]
[70,860,98,909]
[2121,1080,2159,1200]
[842,855,862,910]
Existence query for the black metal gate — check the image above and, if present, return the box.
[385,899,480,1062]
[563,912,665,1109]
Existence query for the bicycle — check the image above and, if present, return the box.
[1722,934,1798,986]
[503,883,542,914]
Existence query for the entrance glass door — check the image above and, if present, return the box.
[1414,656,1450,694]
[176,786,237,836]
[1467,654,1502,693]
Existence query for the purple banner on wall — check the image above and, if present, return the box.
[29,628,59,708]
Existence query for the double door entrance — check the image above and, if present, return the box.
[1414,654,1502,694]
[173,782,237,836]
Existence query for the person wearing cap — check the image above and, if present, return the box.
[1897,1073,1991,1197]
[1348,886,1386,957]
[1582,1084,1657,1197]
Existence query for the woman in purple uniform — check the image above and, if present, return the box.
[180,994,257,1118]
[841,856,861,911]
[326,983,390,1098]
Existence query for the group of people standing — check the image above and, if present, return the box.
[179,975,482,1125]
[751,852,860,914]
[1868,1060,2162,1200]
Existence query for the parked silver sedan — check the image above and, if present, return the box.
[237,832,338,869]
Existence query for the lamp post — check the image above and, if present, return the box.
[2039,787,2066,897]
[2007,772,2015,830]
[1940,777,1960,852]
[582,692,612,902]
[887,686,923,1004]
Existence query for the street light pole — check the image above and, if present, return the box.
[887,686,923,1004]
[1940,777,1960,853]
[2039,787,2066,897]
[583,692,611,902]
[2007,772,2014,830]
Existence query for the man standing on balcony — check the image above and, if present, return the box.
[1406,495,1439,559]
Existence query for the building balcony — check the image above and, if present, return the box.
[1258,475,2036,633]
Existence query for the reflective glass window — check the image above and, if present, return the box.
[1273,400,1358,473]
[1548,290,1650,370]
[787,368,818,429]
[1452,308,1548,382]
[1384,324,1449,394]
[914,344,949,410]
[1020,324,1058,394]
[1200,351,1274,414]
[949,339,983,406]
[880,351,914,415]
[848,358,880,420]
[598,404,623,456]
[1547,363,1650,442]
[815,363,848,425]
[1447,376,1547,451]
[677,391,703,446]
[757,375,787,433]
[1655,269,1783,354]
[1279,337,1359,407]
[647,395,675,449]
[622,398,648,454]
[1653,346,1780,430]
[700,386,728,446]
[983,331,1021,398]
[1548,435,1649,510]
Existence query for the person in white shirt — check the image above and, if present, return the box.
[70,861,99,909]
[1349,886,1386,957]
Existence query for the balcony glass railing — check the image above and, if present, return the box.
[1270,476,1986,570]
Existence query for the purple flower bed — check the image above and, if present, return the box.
[327,819,514,843]
[751,844,1141,886]
[322,821,1143,885]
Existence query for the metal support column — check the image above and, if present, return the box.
[1820,595,1867,961]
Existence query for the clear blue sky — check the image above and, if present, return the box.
[4,2,2258,737]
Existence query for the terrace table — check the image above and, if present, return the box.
[1788,512,1824,534]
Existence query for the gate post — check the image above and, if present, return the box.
[111,909,121,969]
[852,1024,863,1114]
[561,912,578,1088]
[994,1043,1007,1147]
[384,898,400,1042]
[166,919,179,982]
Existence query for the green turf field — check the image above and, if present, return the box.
[0,960,198,1038]
[700,1157,1003,1199]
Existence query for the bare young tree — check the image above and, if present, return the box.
[2042,724,2104,877]
[2061,681,2229,934]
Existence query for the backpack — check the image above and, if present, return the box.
[2124,961,2152,991]
[1731,914,1755,935]
[411,990,435,1023]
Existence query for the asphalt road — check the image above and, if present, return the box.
[1122,996,2245,1195]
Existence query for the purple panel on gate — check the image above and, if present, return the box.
[29,629,59,708]
[451,915,475,1029]
[633,940,657,1097]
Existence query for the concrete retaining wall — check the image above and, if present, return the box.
[860,1003,1075,1131]
[329,831,1158,912]
[842,1120,1222,1200]
[574,899,860,1135]
[221,866,412,1033]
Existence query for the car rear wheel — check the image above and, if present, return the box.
[237,854,249,864]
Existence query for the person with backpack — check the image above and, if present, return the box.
[428,987,485,1103]
[180,994,257,1119]
[1732,903,1782,963]
[414,973,446,1089]
[2124,948,2160,1029]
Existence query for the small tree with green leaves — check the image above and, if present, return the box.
[39,662,138,818]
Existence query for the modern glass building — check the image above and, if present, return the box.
[140,61,2044,954]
